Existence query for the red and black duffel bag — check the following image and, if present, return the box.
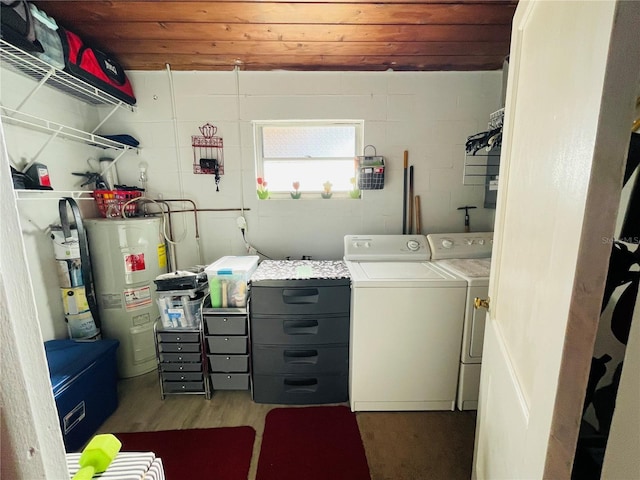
[59,27,136,106]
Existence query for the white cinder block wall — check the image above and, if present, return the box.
[102,69,501,267]
[2,68,501,340]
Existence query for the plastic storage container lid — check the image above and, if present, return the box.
[205,255,259,275]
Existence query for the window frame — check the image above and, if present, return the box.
[253,119,364,199]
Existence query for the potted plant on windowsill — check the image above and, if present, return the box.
[321,181,333,199]
[257,177,269,199]
[349,177,361,199]
[290,181,301,199]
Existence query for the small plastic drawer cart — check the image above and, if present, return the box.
[202,298,251,391]
[154,320,210,399]
[153,269,211,398]
[153,283,210,399]
[203,255,259,392]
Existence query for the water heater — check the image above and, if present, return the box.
[84,217,167,377]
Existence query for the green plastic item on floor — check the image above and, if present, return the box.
[71,434,122,480]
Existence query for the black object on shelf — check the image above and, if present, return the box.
[99,134,140,147]
[155,269,208,291]
[11,164,53,190]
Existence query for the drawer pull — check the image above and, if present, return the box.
[176,336,181,341]
[283,319,318,335]
[283,349,318,364]
[282,288,319,304]
[283,378,318,393]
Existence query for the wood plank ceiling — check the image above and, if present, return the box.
[33,0,518,72]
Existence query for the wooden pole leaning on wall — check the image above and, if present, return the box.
[415,195,422,234]
[402,151,408,234]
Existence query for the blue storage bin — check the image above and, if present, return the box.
[44,339,119,452]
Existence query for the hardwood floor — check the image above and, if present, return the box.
[98,372,477,479]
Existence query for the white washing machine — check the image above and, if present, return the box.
[344,234,468,411]
[427,232,493,410]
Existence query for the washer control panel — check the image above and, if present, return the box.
[344,235,429,262]
[427,232,494,260]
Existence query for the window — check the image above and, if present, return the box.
[253,120,364,198]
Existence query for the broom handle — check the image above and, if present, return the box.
[402,151,408,234]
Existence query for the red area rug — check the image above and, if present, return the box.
[115,426,255,480]
[256,406,371,480]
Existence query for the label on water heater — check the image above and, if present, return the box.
[132,312,151,326]
[101,293,123,309]
[123,285,152,311]
[157,244,167,269]
[124,253,146,273]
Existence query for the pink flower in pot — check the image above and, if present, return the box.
[257,177,269,199]
[291,181,301,199]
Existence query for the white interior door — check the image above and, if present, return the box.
[473,1,640,479]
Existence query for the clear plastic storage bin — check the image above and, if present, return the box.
[157,293,203,328]
[205,256,259,308]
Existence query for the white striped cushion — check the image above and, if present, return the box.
[66,452,165,480]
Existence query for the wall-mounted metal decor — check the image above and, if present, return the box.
[192,123,224,190]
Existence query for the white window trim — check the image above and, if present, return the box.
[253,119,364,200]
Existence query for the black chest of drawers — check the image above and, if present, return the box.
[249,260,351,404]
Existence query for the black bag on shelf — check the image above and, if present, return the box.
[58,27,136,105]
[1,0,44,53]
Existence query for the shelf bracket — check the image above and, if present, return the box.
[91,102,123,134]
[14,68,54,113]
[100,148,129,181]
[27,125,63,169]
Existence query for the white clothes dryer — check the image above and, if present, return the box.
[427,232,493,410]
[344,234,467,411]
